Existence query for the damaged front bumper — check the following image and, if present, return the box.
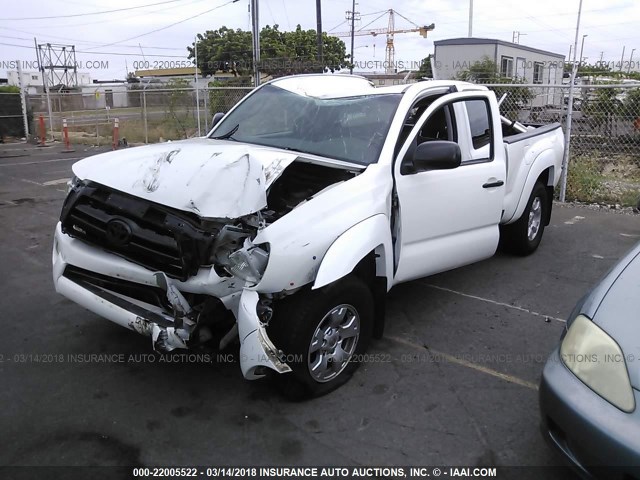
[52,222,291,379]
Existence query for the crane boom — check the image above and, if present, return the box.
[331,25,434,38]
[330,9,434,74]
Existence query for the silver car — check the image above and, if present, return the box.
[540,242,640,478]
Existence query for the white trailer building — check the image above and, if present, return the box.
[433,38,565,107]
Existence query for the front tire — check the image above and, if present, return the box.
[267,276,374,400]
[500,182,549,256]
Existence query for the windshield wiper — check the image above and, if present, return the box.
[211,124,239,140]
[279,146,318,156]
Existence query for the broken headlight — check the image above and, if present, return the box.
[226,238,269,284]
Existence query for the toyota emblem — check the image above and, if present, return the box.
[105,219,132,247]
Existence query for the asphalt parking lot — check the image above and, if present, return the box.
[1,142,639,474]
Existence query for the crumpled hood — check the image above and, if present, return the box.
[72,138,297,218]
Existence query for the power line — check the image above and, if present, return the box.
[0,40,188,58]
[1,0,185,21]
[4,0,209,30]
[0,27,186,51]
[356,11,388,33]
[83,0,240,50]
[327,20,347,33]
[280,0,291,30]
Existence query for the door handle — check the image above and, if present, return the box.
[482,180,504,188]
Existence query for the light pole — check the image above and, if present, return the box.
[468,0,473,37]
[628,49,636,73]
[579,34,587,67]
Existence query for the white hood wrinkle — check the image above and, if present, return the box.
[72,139,298,219]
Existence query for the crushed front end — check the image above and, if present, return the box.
[53,179,290,379]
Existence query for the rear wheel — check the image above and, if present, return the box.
[267,276,374,400]
[500,182,549,255]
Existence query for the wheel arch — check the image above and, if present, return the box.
[506,156,557,225]
[312,214,393,291]
[312,214,392,339]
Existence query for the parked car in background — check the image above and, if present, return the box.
[540,242,640,478]
[53,74,564,398]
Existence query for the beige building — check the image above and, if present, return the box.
[433,38,565,106]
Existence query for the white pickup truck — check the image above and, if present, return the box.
[53,75,564,397]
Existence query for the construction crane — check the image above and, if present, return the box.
[331,9,435,74]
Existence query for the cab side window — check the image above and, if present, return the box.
[399,104,455,174]
[397,95,494,174]
[462,99,493,162]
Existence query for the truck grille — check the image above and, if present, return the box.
[60,182,215,281]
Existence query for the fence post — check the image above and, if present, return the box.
[16,59,30,139]
[112,118,119,150]
[203,86,209,133]
[45,86,54,141]
[62,118,74,152]
[143,90,148,144]
[559,78,577,203]
[38,114,46,146]
[559,0,584,203]
[95,89,100,146]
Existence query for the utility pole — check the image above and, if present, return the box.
[348,0,356,74]
[568,44,572,66]
[316,0,323,69]
[468,0,473,37]
[512,31,526,44]
[579,34,587,66]
[251,0,260,86]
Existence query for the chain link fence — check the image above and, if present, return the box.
[21,87,252,146]
[3,81,640,206]
[483,82,640,206]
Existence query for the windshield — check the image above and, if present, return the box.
[209,84,402,165]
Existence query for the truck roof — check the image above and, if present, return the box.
[269,74,486,99]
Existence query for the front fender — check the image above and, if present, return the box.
[313,214,393,290]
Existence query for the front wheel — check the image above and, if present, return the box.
[500,182,549,256]
[267,276,374,400]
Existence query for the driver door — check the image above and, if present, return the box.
[393,91,506,284]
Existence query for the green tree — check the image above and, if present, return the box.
[584,87,622,137]
[578,62,613,78]
[165,78,193,137]
[456,56,534,118]
[624,88,640,118]
[415,54,433,80]
[187,25,349,78]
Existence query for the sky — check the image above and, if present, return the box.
[1,0,638,81]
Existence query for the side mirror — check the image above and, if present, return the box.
[210,112,225,131]
[412,140,461,173]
